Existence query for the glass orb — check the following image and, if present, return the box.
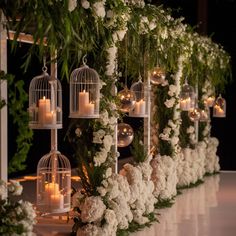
[117,86,136,113]
[199,108,209,122]
[117,123,134,147]
[188,108,201,122]
[150,66,166,85]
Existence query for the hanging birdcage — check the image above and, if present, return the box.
[129,76,148,117]
[213,94,226,118]
[69,57,100,118]
[28,68,62,129]
[180,79,195,111]
[37,150,71,214]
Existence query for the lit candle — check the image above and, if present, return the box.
[50,193,64,209]
[84,102,95,115]
[45,182,59,195]
[180,98,191,111]
[134,99,146,115]
[38,96,51,124]
[206,96,215,107]
[45,111,56,124]
[78,90,89,115]
[215,107,225,117]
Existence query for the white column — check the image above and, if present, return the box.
[144,73,151,154]
[0,12,8,183]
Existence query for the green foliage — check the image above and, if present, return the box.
[179,111,194,149]
[153,75,175,156]
[130,129,148,163]
[0,71,33,174]
[154,198,175,209]
[116,212,158,236]
[204,171,220,177]
[177,179,204,190]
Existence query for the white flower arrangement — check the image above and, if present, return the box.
[0,180,36,236]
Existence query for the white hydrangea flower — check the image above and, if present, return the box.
[94,148,108,166]
[93,129,106,143]
[8,180,23,196]
[103,135,113,151]
[77,224,102,236]
[80,196,106,223]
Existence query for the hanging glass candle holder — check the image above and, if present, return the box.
[117,86,136,113]
[69,56,100,118]
[150,66,166,85]
[205,96,215,107]
[199,107,210,122]
[179,80,195,111]
[37,150,71,214]
[117,123,134,147]
[188,108,201,122]
[28,65,62,129]
[213,94,226,118]
[129,76,149,117]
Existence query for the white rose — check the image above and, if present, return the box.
[81,0,90,9]
[92,1,106,19]
[164,97,175,108]
[68,0,77,12]
[168,84,177,96]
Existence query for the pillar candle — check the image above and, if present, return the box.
[180,98,191,111]
[38,96,51,124]
[78,90,89,115]
[50,193,64,209]
[45,182,59,195]
[134,99,146,115]
[45,111,57,124]
[215,107,225,117]
[84,102,95,115]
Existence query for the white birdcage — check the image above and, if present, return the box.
[180,79,195,111]
[69,58,100,118]
[37,150,71,214]
[28,68,62,129]
[129,76,148,117]
[199,107,210,122]
[213,94,226,118]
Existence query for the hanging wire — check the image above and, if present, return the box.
[82,54,87,66]
[125,33,128,87]
[42,56,47,73]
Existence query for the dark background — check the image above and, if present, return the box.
[7,0,236,176]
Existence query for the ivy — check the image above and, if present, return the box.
[0,71,33,174]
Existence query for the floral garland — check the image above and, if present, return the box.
[0,180,36,236]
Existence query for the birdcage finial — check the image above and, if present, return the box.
[82,54,88,66]
[42,56,48,73]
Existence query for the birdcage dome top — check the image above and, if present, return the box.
[70,64,100,84]
[37,151,71,171]
[215,94,225,107]
[130,76,144,92]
